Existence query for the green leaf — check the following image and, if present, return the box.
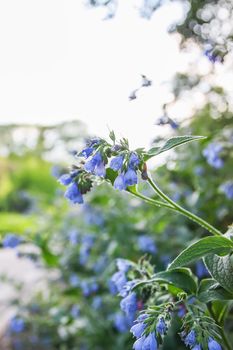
[105,168,118,185]
[198,279,233,303]
[145,135,206,160]
[168,236,233,270]
[211,301,230,325]
[133,268,197,294]
[205,253,233,294]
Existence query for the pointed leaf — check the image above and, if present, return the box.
[145,135,206,160]
[168,236,233,270]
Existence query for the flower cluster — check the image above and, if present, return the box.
[130,313,169,350]
[58,134,145,204]
[202,143,224,169]
[181,329,222,350]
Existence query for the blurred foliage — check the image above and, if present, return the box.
[0,99,232,349]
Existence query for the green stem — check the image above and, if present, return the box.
[129,190,174,210]
[146,175,222,237]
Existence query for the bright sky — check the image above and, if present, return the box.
[0,0,187,148]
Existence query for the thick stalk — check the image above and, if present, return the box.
[147,175,222,236]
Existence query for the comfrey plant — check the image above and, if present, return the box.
[59,132,233,350]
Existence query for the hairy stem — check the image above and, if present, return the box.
[146,175,222,236]
[208,305,232,350]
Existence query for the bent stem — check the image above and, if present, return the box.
[145,175,222,236]
[129,190,174,210]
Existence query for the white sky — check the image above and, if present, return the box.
[0,0,187,148]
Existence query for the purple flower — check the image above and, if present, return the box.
[137,235,157,254]
[156,317,167,335]
[208,338,222,350]
[3,234,22,248]
[58,174,73,186]
[129,153,140,168]
[124,168,138,186]
[64,183,83,204]
[142,332,158,350]
[120,292,137,321]
[114,173,126,190]
[110,155,124,171]
[184,330,196,347]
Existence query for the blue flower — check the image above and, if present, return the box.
[196,261,209,278]
[3,234,22,248]
[120,292,137,321]
[184,330,196,347]
[202,143,224,169]
[94,162,106,177]
[119,280,136,297]
[129,153,140,168]
[116,258,131,273]
[110,271,127,294]
[137,235,157,254]
[156,317,167,335]
[193,345,202,350]
[142,332,158,350]
[124,168,138,186]
[10,317,25,333]
[113,312,130,333]
[69,274,80,287]
[64,183,83,204]
[84,152,102,173]
[79,244,90,265]
[68,229,79,245]
[80,281,91,297]
[110,155,124,171]
[133,336,145,350]
[58,174,73,186]
[220,181,233,200]
[80,147,94,158]
[114,173,126,191]
[70,305,80,318]
[92,296,102,310]
[130,321,146,338]
[208,338,222,350]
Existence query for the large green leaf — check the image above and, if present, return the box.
[145,135,206,160]
[133,268,197,294]
[205,253,233,294]
[168,236,233,270]
[198,279,233,303]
